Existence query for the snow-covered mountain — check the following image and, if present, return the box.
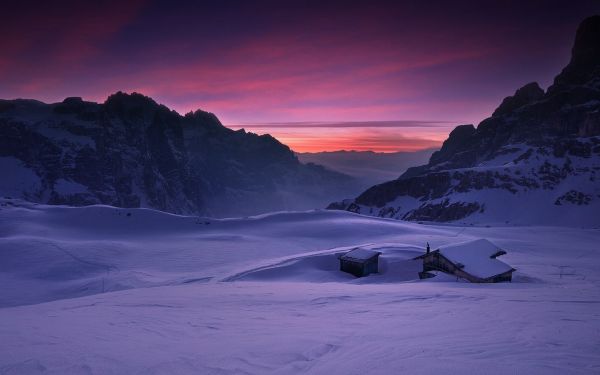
[0,92,357,217]
[329,15,600,226]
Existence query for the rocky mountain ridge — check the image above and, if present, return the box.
[0,92,356,217]
[328,15,600,226]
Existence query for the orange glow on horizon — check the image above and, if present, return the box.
[275,136,443,153]
[225,122,452,153]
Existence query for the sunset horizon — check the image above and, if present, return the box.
[3,1,599,152]
[225,120,451,152]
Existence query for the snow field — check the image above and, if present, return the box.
[0,200,599,374]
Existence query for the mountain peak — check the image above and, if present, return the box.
[492,82,544,117]
[104,91,162,113]
[428,124,475,165]
[550,15,600,92]
[330,16,600,224]
[184,109,223,128]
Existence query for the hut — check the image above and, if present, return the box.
[415,239,515,283]
[339,248,381,277]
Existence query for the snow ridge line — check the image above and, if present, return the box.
[219,242,424,282]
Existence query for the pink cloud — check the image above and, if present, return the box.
[2,1,589,152]
[0,1,145,81]
[228,121,452,153]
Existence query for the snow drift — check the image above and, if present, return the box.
[1,200,599,374]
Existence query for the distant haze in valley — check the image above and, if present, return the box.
[297,148,436,189]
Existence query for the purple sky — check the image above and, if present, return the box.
[2,1,599,151]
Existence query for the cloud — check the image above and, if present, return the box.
[0,1,145,84]
[227,122,452,153]
[2,1,597,151]
[226,120,455,129]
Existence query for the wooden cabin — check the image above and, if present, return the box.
[339,248,381,277]
[415,239,515,283]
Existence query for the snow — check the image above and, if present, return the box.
[437,239,514,279]
[340,248,380,261]
[53,179,89,195]
[0,157,41,198]
[0,200,599,374]
[348,139,600,227]
[0,102,97,148]
[354,195,423,219]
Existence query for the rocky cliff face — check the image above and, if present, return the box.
[328,16,600,226]
[0,92,355,216]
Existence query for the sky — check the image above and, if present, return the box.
[1,0,599,152]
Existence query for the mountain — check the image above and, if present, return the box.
[328,16,600,226]
[0,92,357,217]
[297,149,436,191]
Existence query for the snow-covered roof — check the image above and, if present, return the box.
[438,239,514,279]
[340,248,381,262]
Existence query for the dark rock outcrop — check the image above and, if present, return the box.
[554,190,592,206]
[404,200,482,222]
[492,82,544,117]
[550,15,600,92]
[427,124,477,168]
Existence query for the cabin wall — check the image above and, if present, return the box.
[340,260,363,277]
[453,268,483,283]
[422,253,459,275]
[420,251,514,283]
[364,258,379,275]
[484,270,513,283]
[422,252,483,283]
[340,256,379,277]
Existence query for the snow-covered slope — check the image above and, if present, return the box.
[329,140,600,226]
[0,198,454,308]
[1,200,599,374]
[329,16,600,225]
